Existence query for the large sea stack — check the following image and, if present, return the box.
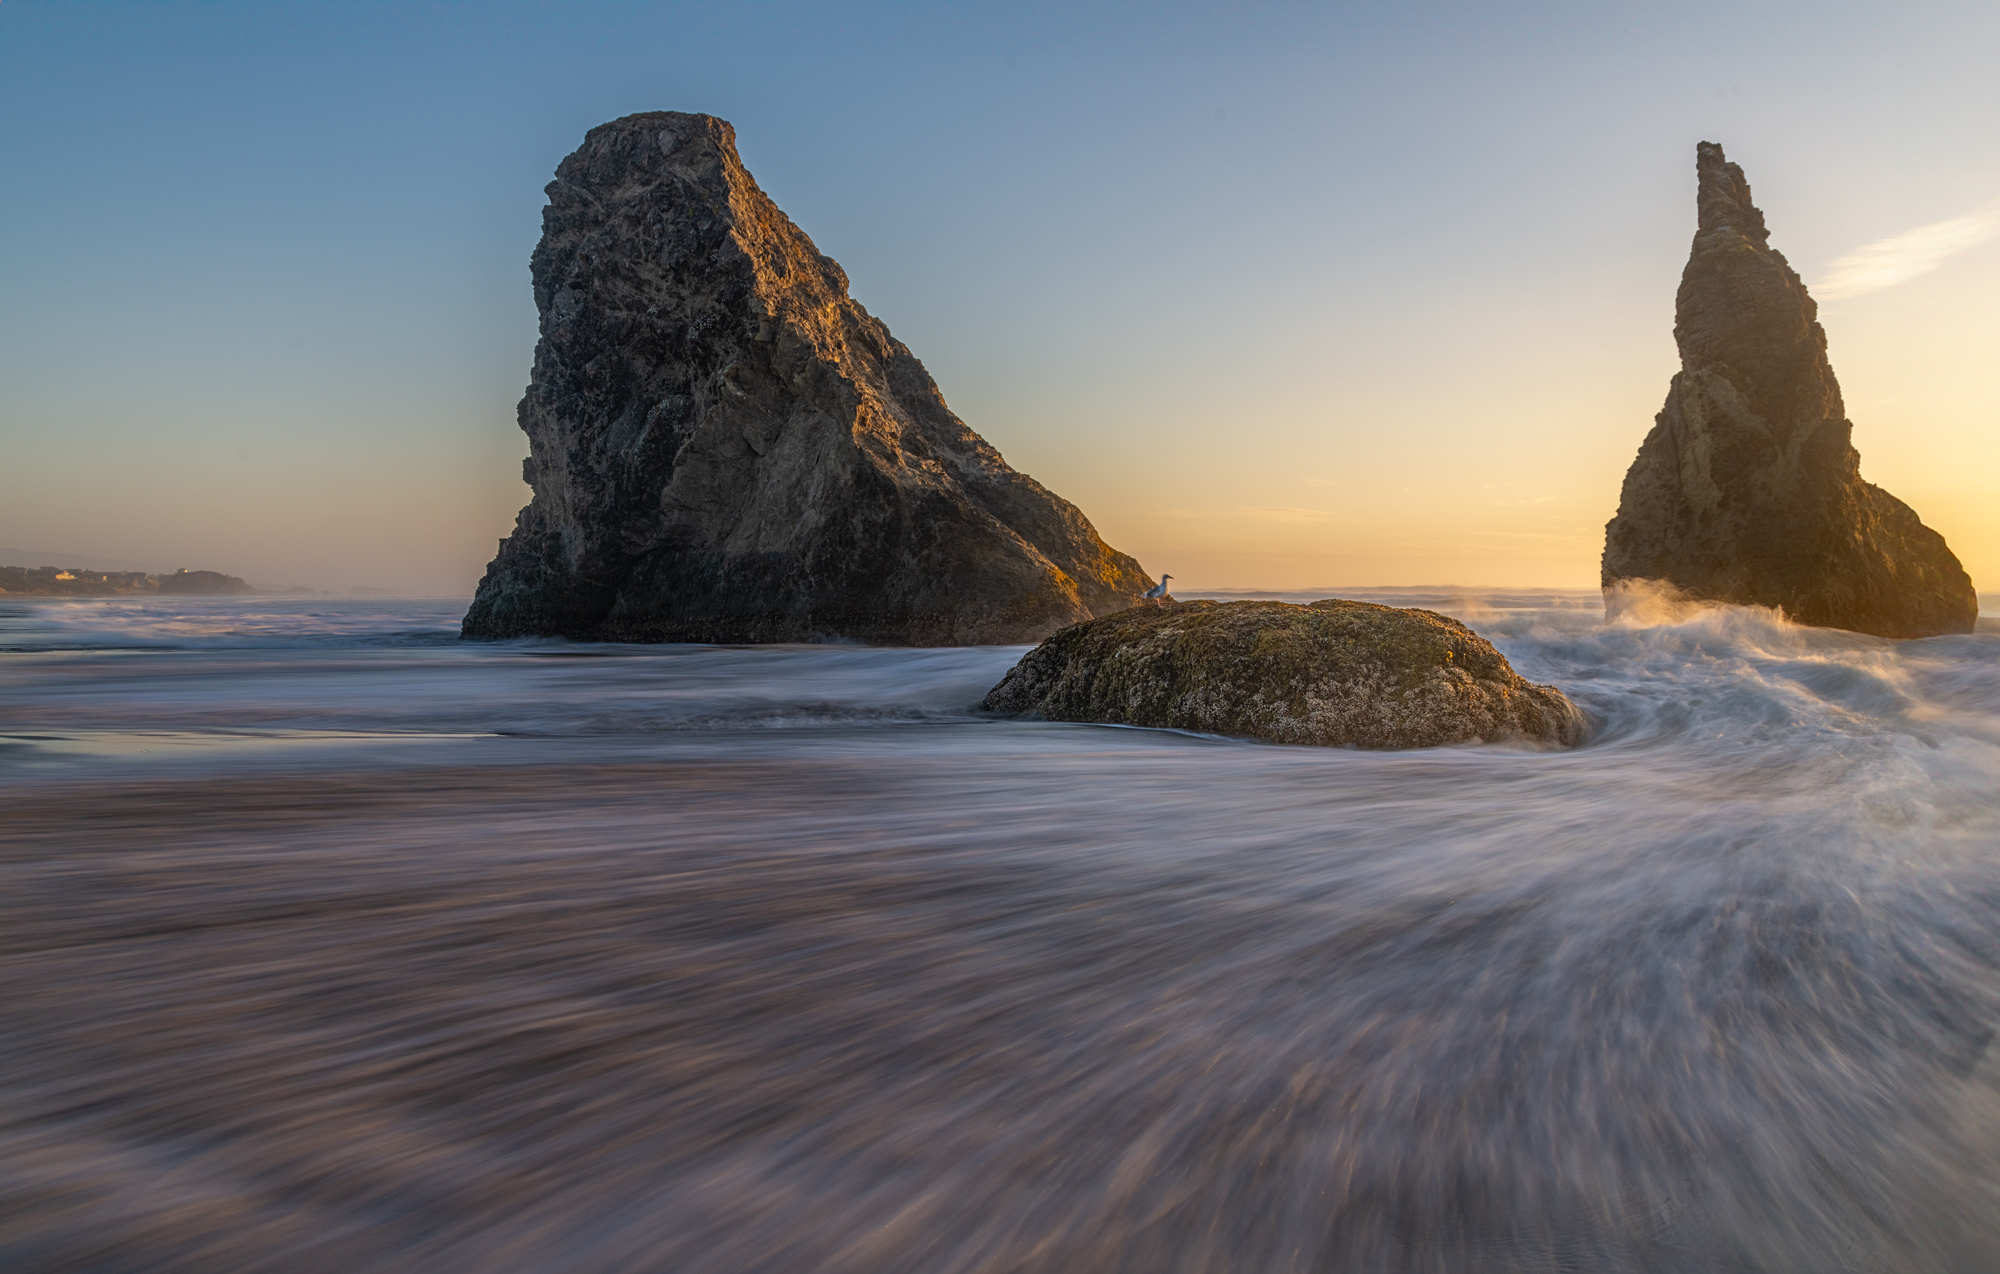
[1601,142,1976,638]
[463,112,1150,644]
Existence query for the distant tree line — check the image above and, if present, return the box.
[0,567,253,596]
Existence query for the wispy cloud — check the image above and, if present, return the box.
[1463,528,1601,546]
[1154,506,1364,527]
[1235,506,1356,526]
[1817,198,2000,299]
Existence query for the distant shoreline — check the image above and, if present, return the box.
[0,571,466,601]
[2,570,1990,617]
[0,566,163,597]
[1,566,248,597]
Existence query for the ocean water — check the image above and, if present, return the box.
[2,591,1998,1272]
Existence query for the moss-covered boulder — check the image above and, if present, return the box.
[980,599,1585,749]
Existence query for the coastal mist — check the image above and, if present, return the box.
[3,591,1998,1272]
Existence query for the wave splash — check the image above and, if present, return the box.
[2,592,1998,1271]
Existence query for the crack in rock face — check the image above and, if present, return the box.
[1601,142,1977,639]
[463,112,1152,645]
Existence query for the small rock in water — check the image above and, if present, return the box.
[981,598,1584,749]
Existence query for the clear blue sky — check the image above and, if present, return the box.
[4,1,1997,592]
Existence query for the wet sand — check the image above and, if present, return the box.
[5,596,1999,1271]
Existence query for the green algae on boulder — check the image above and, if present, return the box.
[980,599,1585,749]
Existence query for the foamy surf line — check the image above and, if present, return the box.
[2,593,1998,1274]
[3,726,1998,1271]
[0,728,500,759]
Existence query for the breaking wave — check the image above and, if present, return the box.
[3,591,1998,1271]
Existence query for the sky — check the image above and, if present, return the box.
[2,2,1997,595]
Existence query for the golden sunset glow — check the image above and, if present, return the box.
[3,5,1995,598]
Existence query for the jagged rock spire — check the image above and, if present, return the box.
[1694,141,1769,242]
[1601,142,1976,637]
[463,112,1151,644]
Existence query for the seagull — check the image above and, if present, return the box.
[1144,573,1174,607]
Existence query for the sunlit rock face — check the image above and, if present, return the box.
[981,599,1584,749]
[1601,142,1976,638]
[463,112,1150,644]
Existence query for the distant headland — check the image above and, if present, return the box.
[0,566,252,596]
[157,569,257,596]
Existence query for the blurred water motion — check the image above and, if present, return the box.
[2,594,1998,1272]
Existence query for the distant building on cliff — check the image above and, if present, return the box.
[0,566,161,596]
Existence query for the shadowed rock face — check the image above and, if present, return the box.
[463,112,1150,644]
[981,599,1584,749]
[1601,142,1976,638]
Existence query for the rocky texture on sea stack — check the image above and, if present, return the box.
[1602,142,1976,638]
[462,112,1151,644]
[981,600,1584,749]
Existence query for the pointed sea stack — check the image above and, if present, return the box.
[1601,143,1976,637]
[463,112,1151,644]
